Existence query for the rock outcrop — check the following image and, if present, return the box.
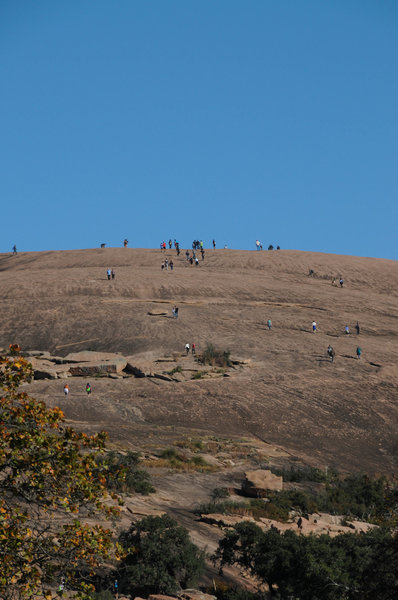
[242,469,283,496]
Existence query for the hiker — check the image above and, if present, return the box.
[165,258,168,270]
[355,322,360,335]
[170,259,174,271]
[267,318,272,330]
[195,257,199,266]
[189,256,193,265]
[327,345,335,362]
[256,240,260,250]
[339,278,344,288]
[111,269,115,280]
[356,347,362,359]
[63,384,70,397]
[186,249,190,261]
[192,343,196,355]
[213,239,216,249]
[168,239,172,249]
[161,261,165,271]
[123,238,128,247]
[201,248,205,260]
[12,244,17,255]
[185,343,190,355]
[106,268,111,280]
[312,321,317,333]
[85,383,92,395]
[174,306,179,319]
[345,325,350,335]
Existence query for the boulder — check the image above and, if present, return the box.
[30,357,70,380]
[69,357,127,377]
[64,351,125,363]
[242,469,283,497]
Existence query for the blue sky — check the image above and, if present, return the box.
[1,1,397,258]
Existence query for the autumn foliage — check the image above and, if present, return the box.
[0,354,121,599]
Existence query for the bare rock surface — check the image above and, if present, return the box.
[0,247,397,475]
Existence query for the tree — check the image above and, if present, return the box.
[117,514,205,596]
[0,354,121,599]
[215,521,398,599]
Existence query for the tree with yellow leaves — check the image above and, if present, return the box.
[0,354,121,599]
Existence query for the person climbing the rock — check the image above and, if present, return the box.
[345,325,350,335]
[213,239,216,249]
[312,321,317,333]
[185,343,190,355]
[327,345,335,362]
[256,240,260,250]
[195,257,199,266]
[339,278,344,288]
[192,343,196,355]
[123,238,128,247]
[111,269,115,280]
[267,318,272,330]
[12,244,17,255]
[63,384,70,397]
[168,239,172,249]
[355,322,360,335]
[85,383,92,395]
[170,259,174,271]
[106,268,111,280]
[356,346,362,359]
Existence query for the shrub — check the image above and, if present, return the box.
[200,343,232,368]
[212,487,231,501]
[96,451,155,495]
[192,371,205,379]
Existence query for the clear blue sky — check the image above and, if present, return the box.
[1,1,397,258]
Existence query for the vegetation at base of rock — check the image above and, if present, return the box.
[212,487,231,501]
[153,447,215,472]
[168,365,183,375]
[270,464,336,483]
[0,354,121,600]
[117,514,205,597]
[197,491,316,522]
[211,584,264,600]
[95,450,155,495]
[199,343,232,368]
[199,474,398,526]
[214,522,398,600]
[192,370,205,379]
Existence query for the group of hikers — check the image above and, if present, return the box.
[256,240,281,250]
[313,320,361,361]
[185,342,196,355]
[63,383,91,396]
[161,258,174,271]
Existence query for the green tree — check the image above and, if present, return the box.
[118,514,205,596]
[215,521,398,599]
[0,354,121,600]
